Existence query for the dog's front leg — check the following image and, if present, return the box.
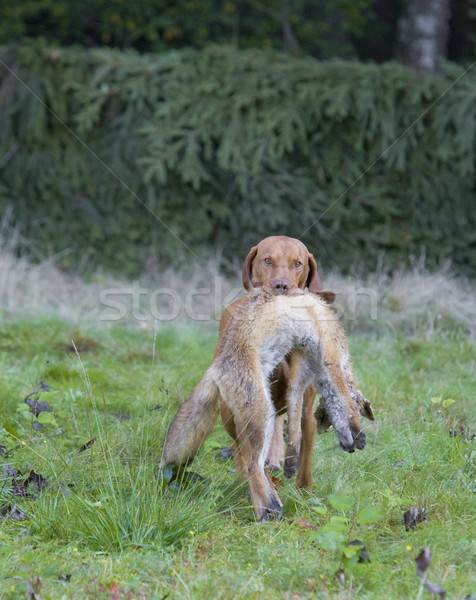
[266,414,285,471]
[284,354,309,479]
[295,385,317,488]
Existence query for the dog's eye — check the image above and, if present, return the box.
[294,261,302,268]
[264,258,273,265]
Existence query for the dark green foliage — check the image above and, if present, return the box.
[0,1,378,58]
[0,43,475,275]
[1,1,476,63]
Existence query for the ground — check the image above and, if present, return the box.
[0,314,475,599]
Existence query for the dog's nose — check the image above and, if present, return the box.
[272,279,290,294]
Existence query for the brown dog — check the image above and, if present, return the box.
[222,235,328,471]
[161,291,369,521]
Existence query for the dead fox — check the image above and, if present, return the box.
[160,290,373,521]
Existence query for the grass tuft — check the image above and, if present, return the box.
[32,461,238,552]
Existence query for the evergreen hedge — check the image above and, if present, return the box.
[0,43,475,275]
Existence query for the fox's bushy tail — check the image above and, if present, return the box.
[160,368,220,469]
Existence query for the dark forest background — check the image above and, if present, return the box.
[0,0,475,276]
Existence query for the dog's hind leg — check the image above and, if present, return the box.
[160,368,220,470]
[295,385,317,488]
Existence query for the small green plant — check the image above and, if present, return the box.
[16,392,59,432]
[308,491,385,570]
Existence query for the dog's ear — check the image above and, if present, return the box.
[316,290,336,304]
[305,253,323,292]
[242,245,258,291]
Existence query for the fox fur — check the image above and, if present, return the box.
[160,290,373,521]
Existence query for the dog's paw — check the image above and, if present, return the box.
[283,457,298,479]
[266,447,285,471]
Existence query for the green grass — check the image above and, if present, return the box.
[0,314,475,599]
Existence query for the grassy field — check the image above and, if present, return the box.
[0,306,475,599]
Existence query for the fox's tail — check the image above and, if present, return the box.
[160,367,220,469]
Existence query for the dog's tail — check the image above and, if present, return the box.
[160,367,220,470]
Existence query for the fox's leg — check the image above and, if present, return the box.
[160,367,220,470]
[320,361,365,453]
[221,381,282,521]
[314,364,373,444]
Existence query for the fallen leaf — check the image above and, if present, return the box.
[79,438,96,452]
[271,475,284,488]
[25,470,48,493]
[442,398,455,407]
[3,505,28,521]
[415,547,431,577]
[25,576,43,600]
[449,425,475,442]
[1,464,19,479]
[404,506,427,530]
[168,470,207,490]
[1,467,48,500]
[24,395,50,417]
[347,539,370,563]
[415,547,446,599]
[295,518,316,530]
[216,447,233,459]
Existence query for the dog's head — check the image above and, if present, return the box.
[242,235,325,297]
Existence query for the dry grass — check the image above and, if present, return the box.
[0,220,474,336]
[325,261,475,336]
